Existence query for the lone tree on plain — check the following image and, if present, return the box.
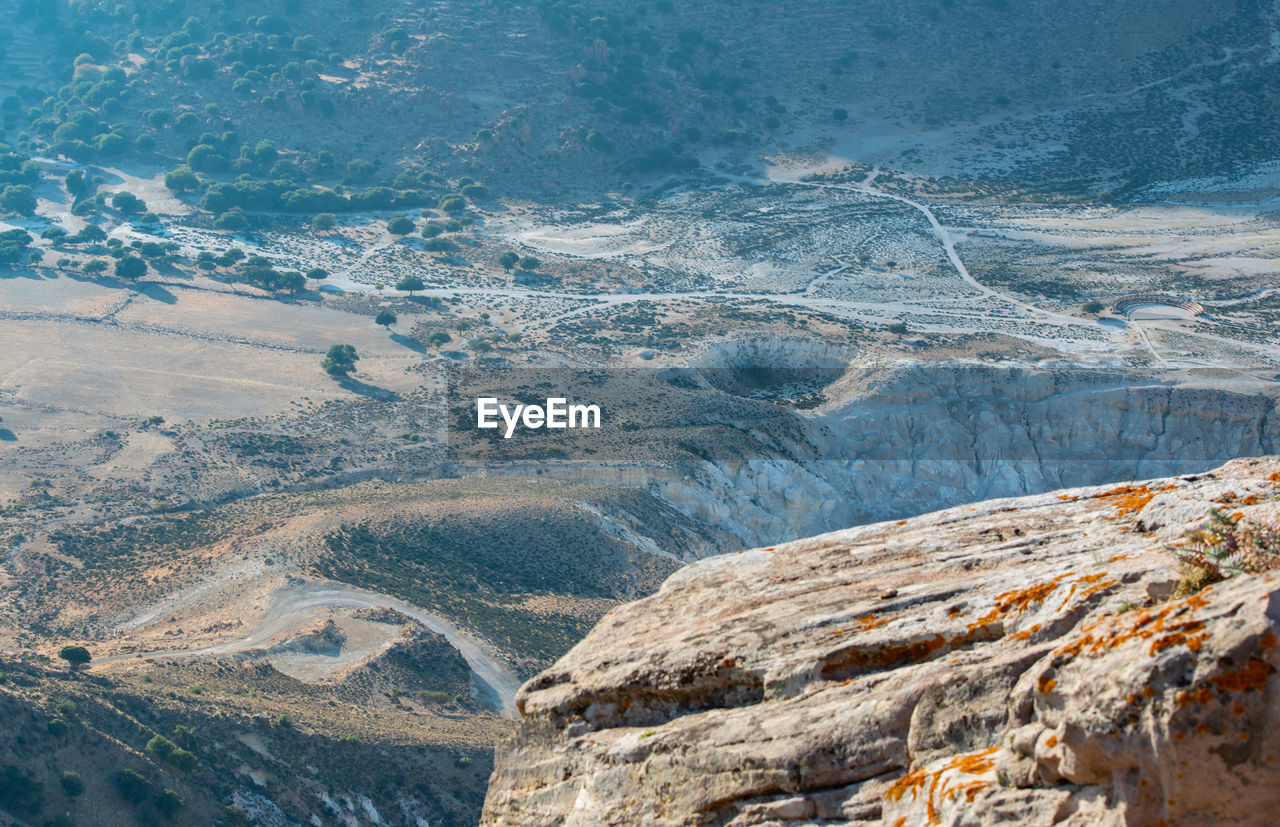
[1082,299,1105,315]
[518,256,540,271]
[375,309,396,329]
[58,645,91,671]
[312,213,336,232]
[498,251,519,271]
[396,275,425,296]
[322,344,359,376]
[306,267,328,281]
[387,216,415,236]
[115,256,147,279]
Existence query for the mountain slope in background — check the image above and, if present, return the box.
[1,0,1277,196]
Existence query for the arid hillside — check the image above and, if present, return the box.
[1,1,1278,824]
[1,0,1276,200]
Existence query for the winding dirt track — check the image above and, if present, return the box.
[97,582,523,718]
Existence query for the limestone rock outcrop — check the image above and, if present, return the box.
[482,457,1280,825]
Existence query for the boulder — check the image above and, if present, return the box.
[483,457,1280,825]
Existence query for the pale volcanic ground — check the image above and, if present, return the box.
[3,156,1280,524]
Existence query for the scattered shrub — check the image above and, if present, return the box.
[146,734,176,759]
[59,771,84,797]
[114,769,150,804]
[1172,508,1280,595]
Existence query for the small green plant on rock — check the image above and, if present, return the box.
[1171,508,1280,595]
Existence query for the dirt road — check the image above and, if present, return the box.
[99,581,523,717]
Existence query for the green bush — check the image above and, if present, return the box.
[59,771,84,797]
[423,238,457,253]
[187,144,227,172]
[1173,509,1280,595]
[114,769,150,804]
[114,256,147,279]
[0,184,38,216]
[112,191,145,214]
[172,725,196,749]
[154,788,184,818]
[396,276,425,294]
[213,210,250,231]
[387,215,415,235]
[146,734,176,759]
[58,645,92,670]
[321,345,358,376]
[167,749,198,772]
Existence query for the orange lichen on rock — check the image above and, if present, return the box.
[1054,591,1211,662]
[1176,687,1214,708]
[1037,675,1057,693]
[968,575,1070,633]
[1091,483,1178,517]
[1208,659,1272,694]
[884,747,1000,825]
[996,577,1068,614]
[1056,572,1119,611]
[856,615,890,631]
[821,634,949,678]
[1010,623,1042,642]
[1149,620,1207,655]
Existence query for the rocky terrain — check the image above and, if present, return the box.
[483,456,1280,825]
[1,0,1278,822]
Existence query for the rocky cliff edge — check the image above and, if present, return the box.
[482,457,1280,826]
